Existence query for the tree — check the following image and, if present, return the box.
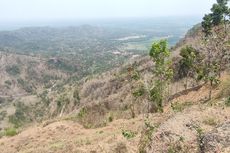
[149,40,173,112]
[202,14,213,37]
[202,0,230,78]
[201,0,230,99]
[179,46,201,89]
[211,0,229,26]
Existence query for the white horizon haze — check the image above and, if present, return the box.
[0,0,217,22]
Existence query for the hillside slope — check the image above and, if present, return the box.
[0,23,230,153]
[0,73,230,153]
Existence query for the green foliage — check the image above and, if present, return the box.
[47,59,77,73]
[56,94,70,111]
[127,64,140,81]
[138,120,157,153]
[201,1,230,100]
[150,81,164,112]
[171,101,193,112]
[108,114,114,122]
[4,80,12,86]
[179,46,202,80]
[211,0,229,26]
[17,78,33,93]
[5,65,21,76]
[225,97,230,107]
[131,70,140,80]
[167,138,189,153]
[132,85,145,98]
[193,125,205,152]
[202,0,230,35]
[149,40,173,112]
[4,127,18,137]
[38,90,50,106]
[202,14,213,37]
[77,107,87,118]
[0,111,7,121]
[8,102,30,128]
[122,129,136,139]
[73,88,80,105]
[167,145,182,153]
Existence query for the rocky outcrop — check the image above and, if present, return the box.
[202,121,230,153]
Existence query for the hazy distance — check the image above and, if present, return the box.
[0,0,218,30]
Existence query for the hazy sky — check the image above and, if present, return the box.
[0,0,217,21]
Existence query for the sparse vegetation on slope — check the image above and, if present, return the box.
[0,1,230,153]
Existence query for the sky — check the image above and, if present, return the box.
[0,0,217,22]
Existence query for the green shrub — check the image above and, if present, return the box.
[131,71,140,80]
[225,97,230,107]
[5,65,21,75]
[171,101,193,112]
[122,130,136,139]
[56,99,62,108]
[132,85,145,98]
[78,107,87,118]
[8,102,30,127]
[73,89,80,105]
[56,95,70,110]
[17,78,33,93]
[108,114,113,122]
[4,128,17,136]
[0,111,7,121]
[138,120,157,153]
[39,90,50,106]
[4,80,12,86]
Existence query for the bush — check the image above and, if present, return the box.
[73,89,80,105]
[77,107,87,118]
[225,97,230,107]
[4,128,17,136]
[56,94,70,111]
[8,102,30,127]
[0,111,7,121]
[4,80,12,86]
[122,130,136,139]
[17,78,33,93]
[132,85,145,98]
[171,101,193,112]
[108,114,113,122]
[138,120,157,153]
[5,65,21,75]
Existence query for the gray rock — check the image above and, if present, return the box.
[202,121,230,153]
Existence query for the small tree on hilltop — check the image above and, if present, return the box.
[149,40,173,112]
